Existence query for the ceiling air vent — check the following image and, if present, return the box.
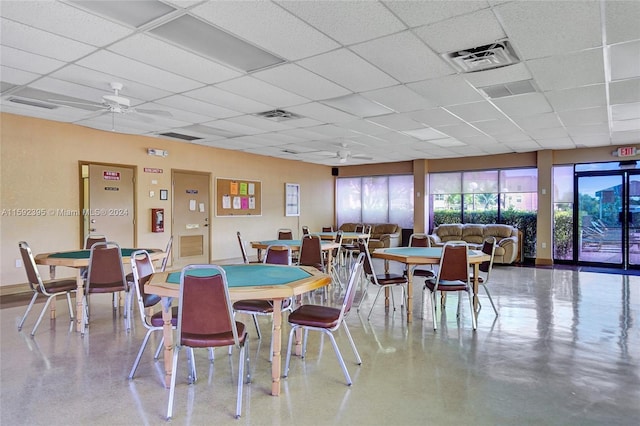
[255,109,302,121]
[442,40,519,73]
[158,132,202,141]
[7,97,58,109]
[479,79,539,99]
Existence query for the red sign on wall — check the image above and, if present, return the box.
[617,147,637,157]
[103,171,121,180]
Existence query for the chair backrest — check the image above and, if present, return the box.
[278,228,293,240]
[86,241,127,293]
[357,238,379,286]
[332,230,344,258]
[177,265,240,348]
[341,253,365,317]
[160,236,173,272]
[237,231,250,264]
[85,234,107,249]
[18,241,44,293]
[363,225,372,243]
[437,242,470,283]
[130,250,161,315]
[322,226,334,232]
[298,235,323,268]
[301,226,310,236]
[354,224,364,233]
[264,244,292,265]
[409,233,430,247]
[479,237,496,274]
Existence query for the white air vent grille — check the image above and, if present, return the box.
[479,79,538,99]
[158,132,202,141]
[7,97,58,109]
[255,109,303,121]
[443,40,519,73]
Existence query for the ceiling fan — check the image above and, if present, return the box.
[48,82,172,124]
[333,143,373,164]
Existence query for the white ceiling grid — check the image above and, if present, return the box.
[1,0,639,166]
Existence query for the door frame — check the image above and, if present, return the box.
[79,161,137,248]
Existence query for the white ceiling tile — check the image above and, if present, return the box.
[527,49,605,91]
[1,46,65,75]
[367,113,423,131]
[1,18,96,62]
[0,101,89,122]
[566,123,611,137]
[605,1,640,45]
[298,49,397,92]
[253,63,350,101]
[494,132,532,143]
[203,119,265,136]
[351,31,453,83]
[512,113,563,131]
[402,127,449,141]
[258,132,306,144]
[287,102,356,123]
[322,94,393,117]
[407,75,484,106]
[361,85,438,113]
[376,131,421,145]
[133,101,211,123]
[0,65,40,85]
[433,123,483,139]
[612,118,640,133]
[1,1,132,46]
[414,9,505,54]
[569,133,611,146]
[611,130,640,144]
[492,92,552,116]
[459,135,498,146]
[108,34,242,84]
[383,1,489,28]
[337,120,390,136]
[463,63,532,88]
[226,115,292,132]
[545,85,607,112]
[536,137,576,149]
[76,50,203,92]
[191,1,339,61]
[558,107,608,127]
[302,124,358,138]
[278,1,406,45]
[609,78,640,105]
[446,101,506,122]
[527,127,569,140]
[216,76,308,108]
[610,40,640,81]
[612,103,640,121]
[27,77,115,103]
[154,95,239,119]
[409,107,464,127]
[277,117,324,129]
[504,140,542,152]
[472,119,522,136]
[184,86,272,114]
[494,1,601,60]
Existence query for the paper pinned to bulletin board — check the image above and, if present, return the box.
[216,177,262,216]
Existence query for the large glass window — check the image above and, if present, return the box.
[336,175,413,229]
[553,166,574,260]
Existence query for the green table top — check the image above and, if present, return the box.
[48,248,160,259]
[166,264,312,288]
[383,247,478,256]
[256,239,335,247]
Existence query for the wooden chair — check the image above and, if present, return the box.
[423,241,477,330]
[284,252,365,386]
[17,241,77,336]
[166,265,250,420]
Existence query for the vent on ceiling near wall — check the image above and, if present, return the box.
[255,109,303,121]
[158,132,202,141]
[479,79,539,99]
[443,40,519,73]
[7,97,58,109]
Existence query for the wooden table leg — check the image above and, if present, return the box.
[271,298,282,396]
[75,269,84,332]
[383,260,390,310]
[48,266,57,320]
[472,264,480,314]
[161,296,174,388]
[406,268,413,323]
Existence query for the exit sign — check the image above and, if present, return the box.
[617,146,637,157]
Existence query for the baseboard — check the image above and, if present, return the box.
[535,258,554,266]
[0,282,31,296]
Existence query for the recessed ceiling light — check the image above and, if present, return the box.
[69,0,176,28]
[149,14,284,72]
[402,127,448,140]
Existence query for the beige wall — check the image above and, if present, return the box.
[1,113,334,287]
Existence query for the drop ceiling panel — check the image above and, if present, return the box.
[409,107,464,127]
[27,77,115,103]
[278,1,406,45]
[445,101,506,122]
[433,123,483,139]
[0,102,91,122]
[184,86,271,114]
[463,63,532,88]
[544,85,607,112]
[609,40,640,81]
[361,85,438,113]
[414,9,505,54]
[604,1,640,45]
[609,78,640,105]
[252,63,350,101]
[1,46,65,75]
[76,50,203,92]
[512,113,563,131]
[612,103,640,121]
[350,31,453,83]
[558,107,608,127]
[536,137,576,149]
[0,65,40,85]
[286,102,356,124]
[491,93,553,116]
[1,1,132,47]
[226,115,293,132]
[202,119,265,136]
[494,1,601,60]
[136,101,217,124]
[337,120,389,137]
[383,1,489,28]
[191,1,339,61]
[471,119,522,136]
[298,49,397,93]
[216,76,308,107]
[527,127,569,140]
[367,113,423,131]
[154,95,239,119]
[108,34,242,84]
[612,130,640,144]
[527,49,605,91]
[408,75,485,107]
[1,18,96,62]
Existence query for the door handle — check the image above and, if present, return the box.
[90,228,96,232]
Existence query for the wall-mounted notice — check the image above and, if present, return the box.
[216,178,262,217]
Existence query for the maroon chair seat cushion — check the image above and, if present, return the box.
[181,322,247,348]
[40,279,77,293]
[288,304,341,329]
[374,273,407,285]
[424,281,469,292]
[412,269,436,279]
[149,306,180,327]
[233,299,273,314]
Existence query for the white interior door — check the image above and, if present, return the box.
[172,171,210,266]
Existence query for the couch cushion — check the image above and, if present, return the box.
[372,224,398,234]
[484,224,515,239]
[462,224,485,244]
[436,224,462,238]
[339,223,358,232]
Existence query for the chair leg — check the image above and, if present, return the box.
[323,330,352,386]
[129,329,153,379]
[188,347,197,383]
[17,293,38,331]
[482,285,499,316]
[154,336,164,359]
[31,295,55,336]
[251,314,262,339]
[468,291,477,330]
[166,345,181,420]
[431,290,438,330]
[66,292,75,322]
[341,321,362,365]
[283,326,297,378]
[367,286,385,320]
[235,343,246,419]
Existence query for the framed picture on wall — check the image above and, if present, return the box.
[285,183,300,216]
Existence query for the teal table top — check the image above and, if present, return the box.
[48,248,160,259]
[382,247,478,256]
[166,264,312,287]
[254,239,335,248]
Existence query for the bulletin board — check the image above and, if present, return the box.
[215,177,262,217]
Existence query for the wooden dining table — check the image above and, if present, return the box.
[371,247,490,323]
[146,264,331,396]
[250,239,340,275]
[312,231,369,241]
[34,248,165,332]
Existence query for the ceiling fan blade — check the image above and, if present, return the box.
[47,98,105,108]
[126,111,155,123]
[134,108,173,117]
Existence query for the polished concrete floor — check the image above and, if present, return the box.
[1,263,639,426]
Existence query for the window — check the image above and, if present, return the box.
[336,175,413,229]
[553,166,574,260]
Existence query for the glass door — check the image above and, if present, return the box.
[628,173,640,267]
